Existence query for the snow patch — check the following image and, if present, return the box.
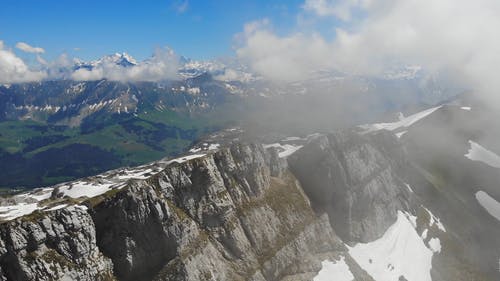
[428,238,441,253]
[404,183,414,193]
[465,141,500,169]
[395,131,407,138]
[283,136,305,141]
[188,143,220,153]
[461,106,471,111]
[189,147,202,153]
[0,203,40,220]
[313,256,354,281]
[476,190,500,222]
[46,204,68,211]
[57,181,116,199]
[116,168,155,180]
[361,106,442,133]
[263,143,303,158]
[423,207,446,232]
[187,87,200,95]
[208,143,220,150]
[73,205,88,211]
[168,154,206,164]
[421,229,428,240]
[348,211,435,281]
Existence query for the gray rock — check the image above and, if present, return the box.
[0,132,420,281]
[288,131,415,243]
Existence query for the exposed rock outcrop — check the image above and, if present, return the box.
[288,131,415,243]
[0,206,114,281]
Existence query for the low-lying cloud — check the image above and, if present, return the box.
[71,48,180,82]
[0,41,47,83]
[236,0,500,104]
[15,42,45,54]
[303,0,371,21]
[236,19,333,82]
[0,42,180,83]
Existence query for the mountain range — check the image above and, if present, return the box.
[0,53,464,189]
[0,99,499,280]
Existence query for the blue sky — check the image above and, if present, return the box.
[0,0,306,61]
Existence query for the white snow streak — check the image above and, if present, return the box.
[168,154,206,164]
[361,106,441,133]
[465,141,500,169]
[0,203,40,220]
[476,190,500,222]
[423,207,446,232]
[58,182,117,199]
[263,143,303,158]
[46,204,68,211]
[395,131,407,138]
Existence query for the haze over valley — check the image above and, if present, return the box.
[0,1,499,280]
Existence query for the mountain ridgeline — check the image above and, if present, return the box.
[0,129,492,281]
[0,57,461,189]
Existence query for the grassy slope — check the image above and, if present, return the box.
[0,107,235,188]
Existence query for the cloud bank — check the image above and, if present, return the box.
[237,0,500,103]
[0,42,180,83]
[236,19,333,82]
[303,0,371,21]
[71,48,179,82]
[15,42,45,54]
[0,41,47,83]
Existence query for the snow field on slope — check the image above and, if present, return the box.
[313,256,354,281]
[348,211,442,281]
[263,143,303,158]
[476,190,500,221]
[360,106,442,133]
[465,141,500,169]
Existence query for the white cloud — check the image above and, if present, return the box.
[303,0,371,21]
[71,47,180,82]
[15,42,45,54]
[236,20,333,82]
[175,0,189,14]
[0,41,46,83]
[236,0,500,104]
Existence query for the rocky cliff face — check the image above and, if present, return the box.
[0,132,428,280]
[288,131,414,243]
[0,206,114,281]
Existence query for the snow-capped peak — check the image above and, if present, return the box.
[96,52,137,67]
[74,52,137,70]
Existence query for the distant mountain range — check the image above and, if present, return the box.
[0,53,466,189]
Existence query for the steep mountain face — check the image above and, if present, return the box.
[0,78,235,125]
[361,100,500,280]
[0,138,348,281]
[400,105,500,280]
[0,206,114,280]
[0,129,488,281]
[288,132,414,243]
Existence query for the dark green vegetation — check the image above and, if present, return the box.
[0,79,241,188]
[0,113,228,188]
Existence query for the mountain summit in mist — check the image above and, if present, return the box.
[2,0,500,280]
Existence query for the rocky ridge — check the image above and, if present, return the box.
[0,130,479,280]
